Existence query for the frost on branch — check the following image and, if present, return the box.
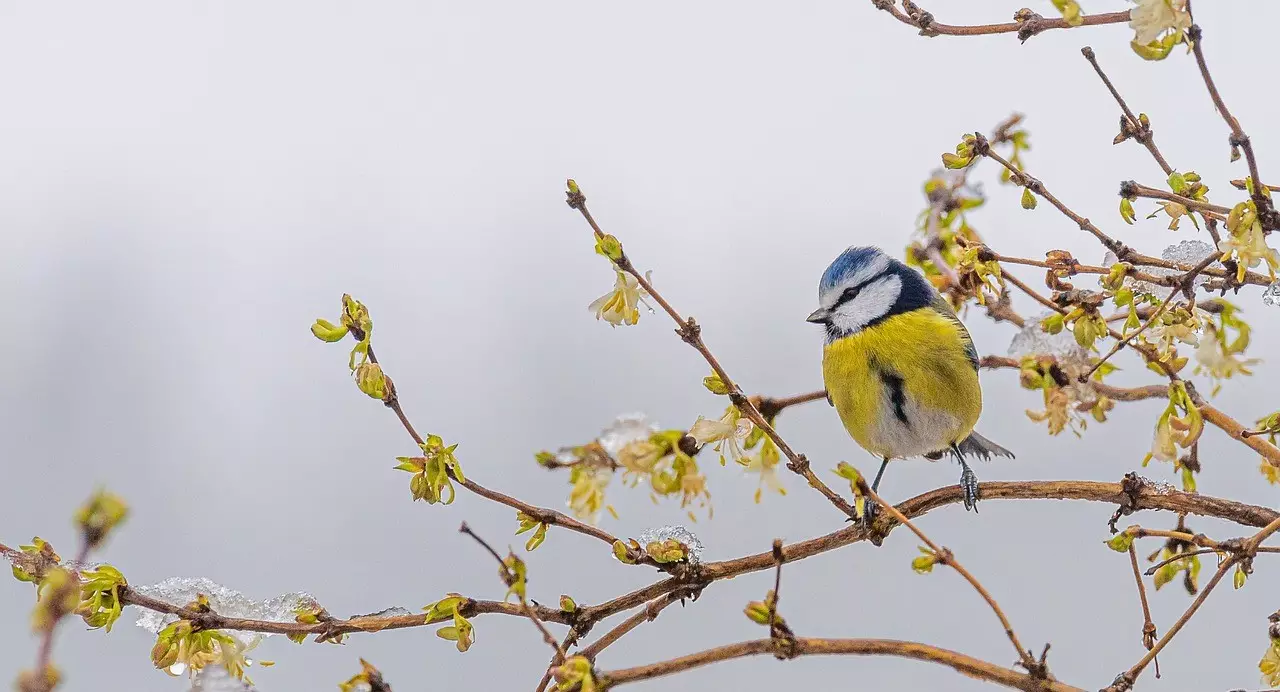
[637,525,704,565]
[132,577,317,647]
[1007,313,1090,366]
[1264,279,1280,307]
[1105,240,1218,297]
[597,414,660,456]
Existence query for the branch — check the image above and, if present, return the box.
[1186,16,1274,225]
[361,343,622,548]
[118,588,572,639]
[567,184,858,521]
[573,479,1280,630]
[1124,181,1229,219]
[861,483,1036,670]
[597,637,1084,691]
[579,591,685,661]
[1080,46,1174,177]
[458,522,565,660]
[873,1,1128,42]
[1125,546,1159,678]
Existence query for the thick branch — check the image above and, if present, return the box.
[598,637,1084,691]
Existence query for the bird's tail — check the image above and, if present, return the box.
[953,430,1015,461]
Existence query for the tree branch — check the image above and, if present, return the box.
[597,637,1084,691]
[873,1,1127,42]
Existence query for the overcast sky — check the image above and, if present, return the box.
[3,1,1279,690]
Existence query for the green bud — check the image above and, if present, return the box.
[702,375,731,395]
[1234,564,1247,589]
[1021,187,1038,210]
[911,546,938,574]
[941,152,972,170]
[595,234,623,262]
[1120,197,1136,224]
[612,540,638,565]
[1105,532,1134,553]
[559,595,577,613]
[74,489,129,548]
[354,362,388,400]
[311,318,350,342]
[744,600,772,625]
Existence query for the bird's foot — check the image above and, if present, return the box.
[960,463,980,512]
[860,499,880,527]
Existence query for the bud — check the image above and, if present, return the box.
[74,489,129,548]
[1119,197,1136,224]
[354,362,388,400]
[911,547,939,574]
[702,375,731,395]
[559,595,577,613]
[1105,531,1135,553]
[1021,187,1038,210]
[310,318,349,342]
[594,234,623,262]
[612,540,638,565]
[744,600,772,625]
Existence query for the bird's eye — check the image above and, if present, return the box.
[838,285,862,305]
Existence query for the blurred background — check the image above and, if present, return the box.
[2,1,1278,689]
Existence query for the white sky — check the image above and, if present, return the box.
[2,1,1278,690]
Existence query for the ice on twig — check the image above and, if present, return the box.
[597,414,659,456]
[190,665,258,692]
[353,606,411,618]
[1007,313,1089,366]
[637,525,704,564]
[1104,241,1219,297]
[132,577,316,647]
[1264,279,1280,307]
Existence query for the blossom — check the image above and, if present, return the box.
[617,439,664,476]
[1144,413,1183,465]
[1194,324,1258,389]
[588,270,653,326]
[743,439,786,503]
[1128,0,1190,45]
[688,407,752,466]
[567,465,611,523]
[1260,460,1280,486]
[1218,219,1280,282]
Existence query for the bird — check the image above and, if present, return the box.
[806,245,1013,519]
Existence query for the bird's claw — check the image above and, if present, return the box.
[960,465,980,512]
[860,500,880,527]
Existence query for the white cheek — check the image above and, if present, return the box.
[829,276,902,335]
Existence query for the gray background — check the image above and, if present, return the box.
[2,1,1278,690]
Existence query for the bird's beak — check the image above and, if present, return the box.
[806,308,830,324]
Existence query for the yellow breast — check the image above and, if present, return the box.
[822,308,983,459]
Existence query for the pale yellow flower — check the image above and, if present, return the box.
[588,270,652,327]
[743,440,786,503]
[1194,324,1258,387]
[1260,460,1280,486]
[688,408,752,465]
[1219,219,1280,281]
[1128,0,1190,45]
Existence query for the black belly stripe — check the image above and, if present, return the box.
[877,369,911,427]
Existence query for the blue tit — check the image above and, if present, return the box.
[806,246,1013,516]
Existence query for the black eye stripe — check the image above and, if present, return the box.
[835,282,867,307]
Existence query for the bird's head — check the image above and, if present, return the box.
[806,245,932,340]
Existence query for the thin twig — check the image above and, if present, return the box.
[1080,46,1174,176]
[458,522,566,660]
[1143,547,1221,576]
[1082,285,1181,380]
[1125,182,1230,219]
[362,344,621,548]
[1126,545,1160,678]
[860,482,1036,670]
[874,1,1128,41]
[567,185,859,521]
[1187,17,1271,221]
[579,592,685,661]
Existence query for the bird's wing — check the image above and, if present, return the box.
[928,296,979,372]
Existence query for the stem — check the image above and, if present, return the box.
[599,637,1084,691]
[1080,46,1174,176]
[1126,546,1160,678]
[365,344,621,548]
[874,1,1128,40]
[579,592,684,661]
[459,522,566,660]
[1082,286,1181,380]
[863,485,1034,669]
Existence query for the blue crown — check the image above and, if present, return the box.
[819,246,886,292]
